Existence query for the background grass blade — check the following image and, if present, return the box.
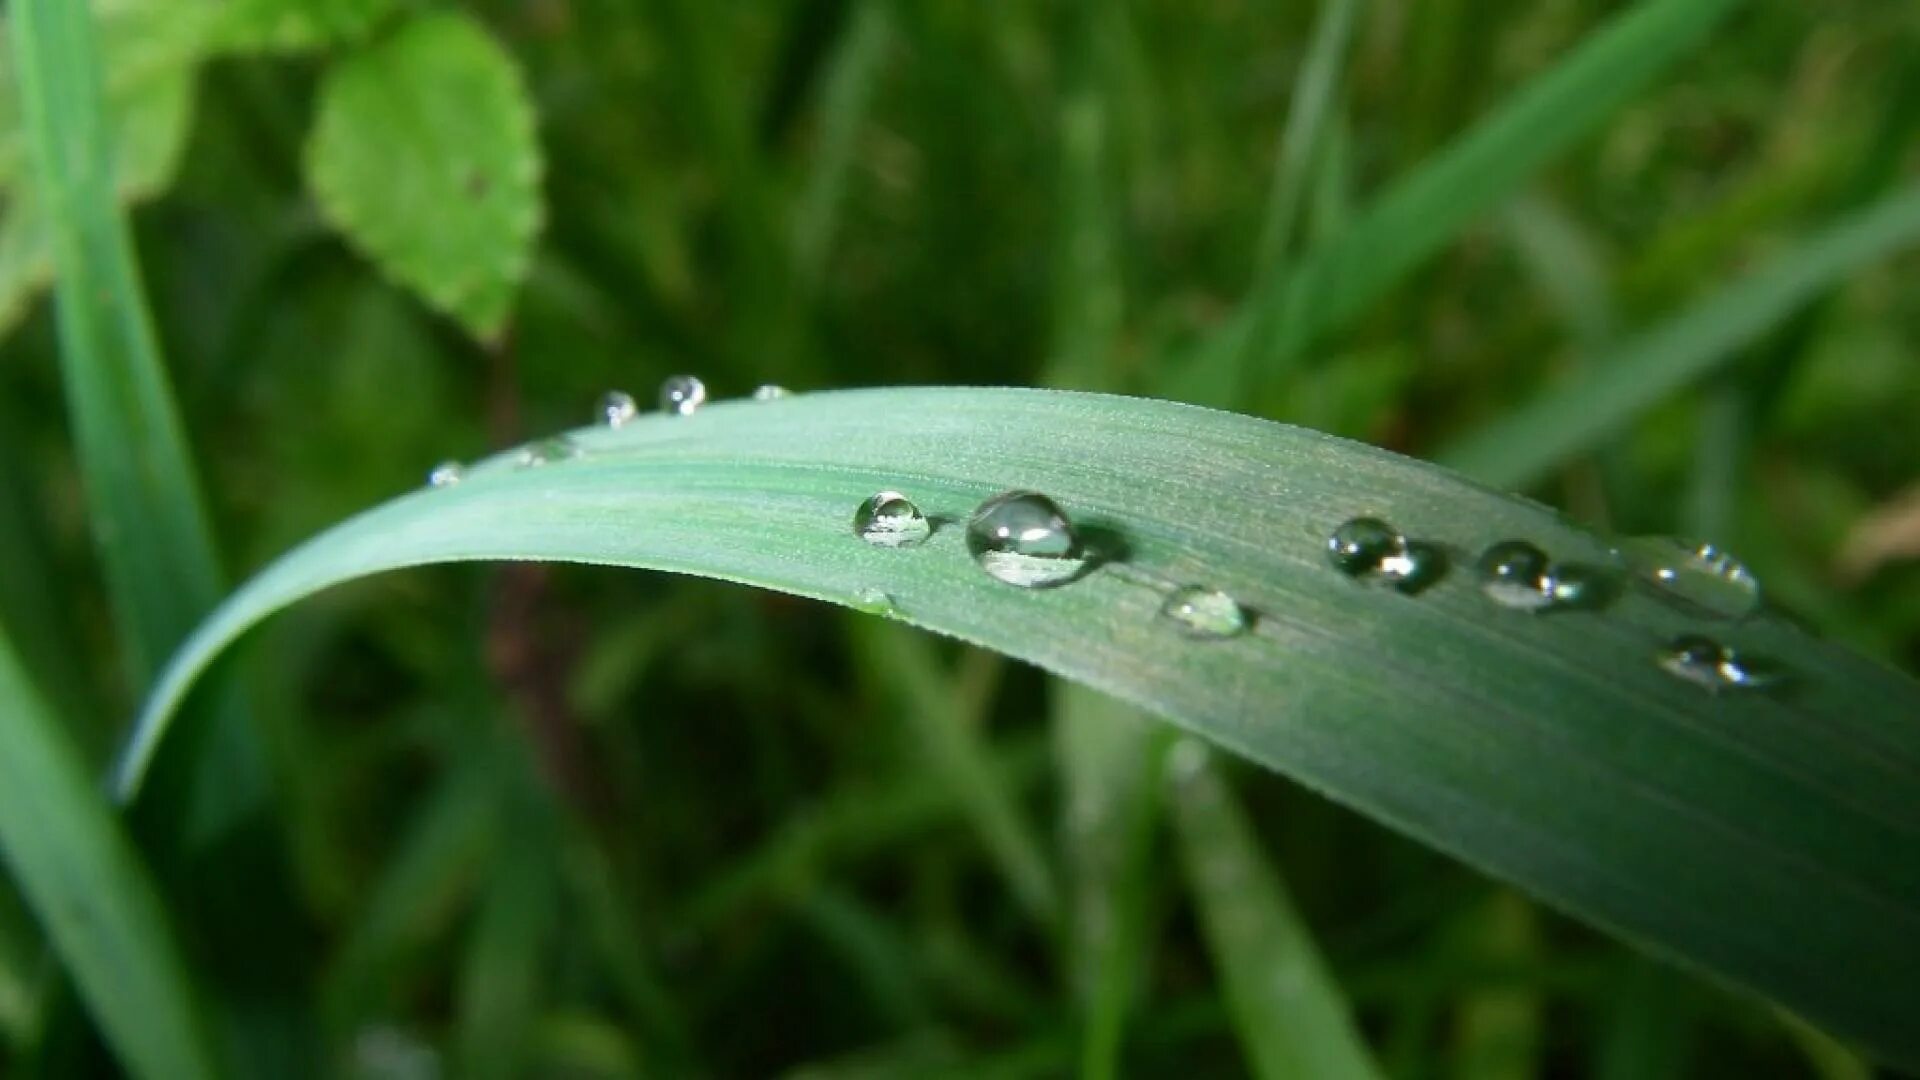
[115,387,1920,1066]
[0,626,218,1080]
[1166,741,1380,1080]
[1173,0,1743,402]
[1438,185,1920,490]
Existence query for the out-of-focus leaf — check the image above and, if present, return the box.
[0,625,218,1080]
[306,10,543,340]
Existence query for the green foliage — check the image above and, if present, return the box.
[307,11,542,340]
[2,0,1918,1076]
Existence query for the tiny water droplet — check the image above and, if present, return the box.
[659,374,707,416]
[1327,516,1403,576]
[1620,536,1760,619]
[597,389,638,427]
[1658,634,1784,694]
[1160,586,1249,639]
[852,491,931,548]
[1380,541,1447,594]
[752,384,791,401]
[966,490,1088,588]
[516,435,578,468]
[427,460,464,487]
[1165,738,1213,785]
[853,587,895,615]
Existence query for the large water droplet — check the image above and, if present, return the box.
[1327,517,1403,576]
[426,460,464,487]
[598,389,638,427]
[1160,586,1249,639]
[752,384,791,401]
[966,490,1088,588]
[516,435,578,468]
[1620,536,1760,619]
[1658,634,1784,694]
[1476,540,1553,610]
[852,491,931,548]
[659,374,708,416]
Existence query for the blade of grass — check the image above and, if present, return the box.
[453,791,557,1080]
[852,621,1059,925]
[1252,0,1363,277]
[1172,0,1743,404]
[0,625,217,1080]
[1437,185,1920,490]
[1446,892,1542,1080]
[1056,686,1168,1079]
[1167,741,1380,1080]
[792,0,891,287]
[115,387,1920,1066]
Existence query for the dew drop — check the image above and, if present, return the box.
[1160,586,1249,640]
[1542,563,1609,611]
[516,435,578,468]
[966,490,1089,588]
[853,587,896,615]
[426,460,464,487]
[752,384,791,401]
[1326,516,1403,576]
[659,374,708,416]
[1620,536,1760,619]
[852,491,931,548]
[1476,540,1553,610]
[1658,634,1784,694]
[598,389,638,427]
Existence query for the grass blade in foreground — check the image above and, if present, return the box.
[0,626,217,1080]
[119,388,1920,1066]
[1167,742,1380,1080]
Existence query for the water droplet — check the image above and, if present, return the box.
[516,435,578,468]
[1327,516,1403,576]
[1477,540,1553,610]
[853,587,895,615]
[1380,541,1447,594]
[1160,586,1249,639]
[426,460,463,487]
[597,389,637,427]
[659,374,707,416]
[1620,536,1760,619]
[966,490,1088,588]
[1658,634,1784,694]
[752,384,791,401]
[852,491,931,548]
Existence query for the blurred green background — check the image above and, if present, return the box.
[2,0,1918,1076]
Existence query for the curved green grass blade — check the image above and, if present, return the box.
[0,627,218,1080]
[119,388,1920,1067]
[1438,184,1920,491]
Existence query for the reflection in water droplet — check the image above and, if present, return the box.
[659,374,708,416]
[1658,634,1784,693]
[1160,586,1249,639]
[966,490,1088,588]
[1542,563,1608,611]
[1381,541,1447,594]
[852,491,931,548]
[1620,536,1760,619]
[516,436,578,468]
[427,460,464,487]
[1327,517,1403,576]
[752,384,791,401]
[598,390,638,427]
